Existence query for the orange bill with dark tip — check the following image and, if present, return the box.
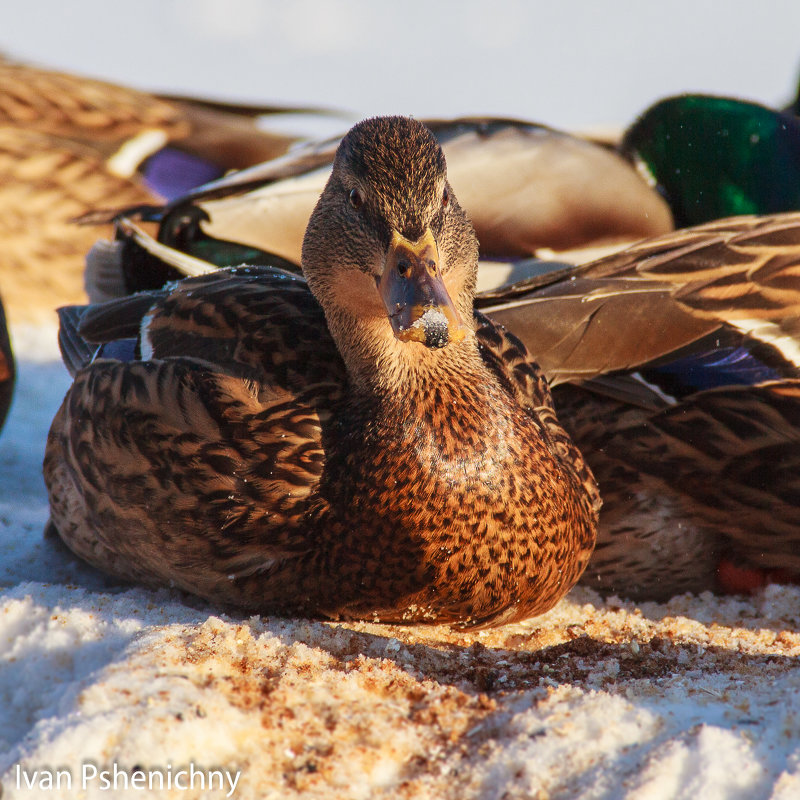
[378,228,466,349]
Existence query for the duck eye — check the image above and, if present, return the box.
[442,187,449,209]
[349,188,363,210]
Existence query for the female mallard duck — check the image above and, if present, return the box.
[84,210,800,602]
[44,116,600,627]
[0,54,331,324]
[478,212,800,598]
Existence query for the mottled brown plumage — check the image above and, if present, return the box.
[477,213,800,598]
[44,117,600,626]
[0,54,320,324]
[538,379,798,598]
[479,213,800,385]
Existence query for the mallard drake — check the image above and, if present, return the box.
[44,116,600,627]
[83,91,800,308]
[621,94,800,227]
[85,116,673,303]
[0,54,332,323]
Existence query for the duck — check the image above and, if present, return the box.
[620,93,800,228]
[84,115,674,304]
[82,209,800,602]
[477,212,800,598]
[0,54,335,324]
[84,90,800,309]
[54,91,800,606]
[43,116,601,627]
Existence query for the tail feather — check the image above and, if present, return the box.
[57,306,95,377]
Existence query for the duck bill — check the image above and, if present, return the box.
[379,228,466,349]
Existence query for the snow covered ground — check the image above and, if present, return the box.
[1,324,799,800]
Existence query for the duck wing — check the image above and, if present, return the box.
[45,266,347,595]
[477,212,800,387]
[475,213,800,597]
[0,54,322,195]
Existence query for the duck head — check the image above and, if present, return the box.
[301,116,480,388]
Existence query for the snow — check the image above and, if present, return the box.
[1,323,799,799]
